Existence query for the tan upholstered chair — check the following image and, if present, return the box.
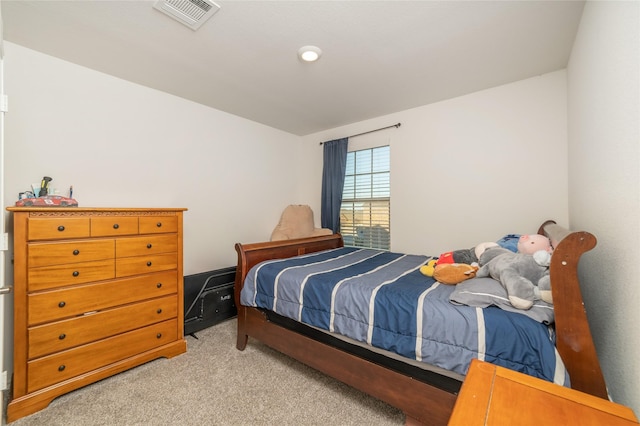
[271,205,333,241]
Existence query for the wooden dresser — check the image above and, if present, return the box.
[6,207,188,422]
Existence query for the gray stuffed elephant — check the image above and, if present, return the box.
[476,247,552,310]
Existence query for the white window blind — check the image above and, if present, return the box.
[340,146,390,250]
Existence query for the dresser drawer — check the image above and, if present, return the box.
[116,234,177,258]
[28,271,178,325]
[28,259,115,292]
[115,253,177,278]
[91,216,139,237]
[28,217,91,241]
[27,319,178,393]
[139,215,178,234]
[28,239,114,268]
[28,295,178,359]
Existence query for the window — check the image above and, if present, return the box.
[340,146,390,250]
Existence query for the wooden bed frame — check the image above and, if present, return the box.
[233,220,608,425]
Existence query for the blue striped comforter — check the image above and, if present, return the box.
[240,247,568,385]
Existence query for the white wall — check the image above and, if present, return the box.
[2,42,315,275]
[301,70,570,256]
[567,0,640,416]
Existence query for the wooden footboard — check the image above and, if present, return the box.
[234,235,344,351]
[234,223,607,424]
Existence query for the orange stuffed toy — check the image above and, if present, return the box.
[433,263,479,285]
[420,262,479,285]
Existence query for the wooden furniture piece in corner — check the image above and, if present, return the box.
[6,207,188,422]
[448,359,638,425]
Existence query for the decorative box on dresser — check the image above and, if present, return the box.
[6,207,188,422]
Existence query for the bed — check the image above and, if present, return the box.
[233,220,608,425]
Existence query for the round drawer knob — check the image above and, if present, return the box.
[156,333,162,339]
[73,249,80,256]
[147,243,152,249]
[58,365,66,372]
[157,308,162,314]
[72,271,79,277]
[113,224,119,229]
[58,301,66,308]
[156,222,162,228]
[57,225,65,232]
[147,261,152,267]
[156,283,162,288]
[59,333,66,340]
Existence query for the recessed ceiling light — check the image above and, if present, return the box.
[298,46,322,62]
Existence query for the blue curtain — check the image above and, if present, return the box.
[321,137,348,233]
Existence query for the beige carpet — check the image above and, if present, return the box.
[8,318,404,425]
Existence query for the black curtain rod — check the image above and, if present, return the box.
[319,122,401,145]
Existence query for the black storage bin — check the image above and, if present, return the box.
[184,266,237,335]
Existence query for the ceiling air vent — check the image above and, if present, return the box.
[153,0,220,31]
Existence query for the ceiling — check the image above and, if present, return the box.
[1,1,585,136]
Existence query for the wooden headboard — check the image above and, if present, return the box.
[539,220,607,398]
